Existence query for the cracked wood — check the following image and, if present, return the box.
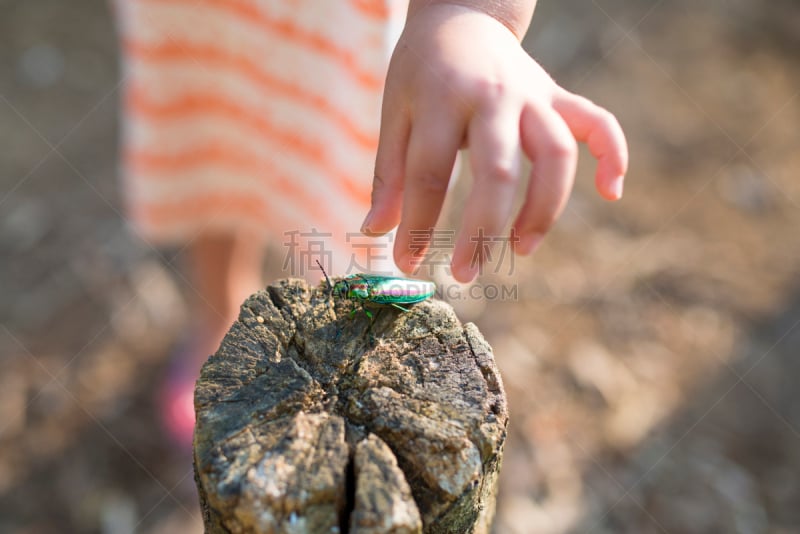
[193,278,508,533]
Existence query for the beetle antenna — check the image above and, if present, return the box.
[316,260,333,293]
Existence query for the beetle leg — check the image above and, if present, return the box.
[390,303,411,313]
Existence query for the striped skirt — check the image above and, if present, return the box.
[114,0,407,275]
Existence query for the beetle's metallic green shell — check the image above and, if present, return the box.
[334,274,435,305]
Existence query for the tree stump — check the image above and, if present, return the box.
[193,278,508,534]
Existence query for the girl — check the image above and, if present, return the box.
[115,0,627,445]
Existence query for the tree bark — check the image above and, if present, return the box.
[193,278,508,533]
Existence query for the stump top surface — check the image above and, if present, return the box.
[194,278,508,533]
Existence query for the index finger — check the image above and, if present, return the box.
[393,104,466,274]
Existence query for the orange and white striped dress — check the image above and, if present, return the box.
[115,0,408,274]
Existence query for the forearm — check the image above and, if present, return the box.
[407,0,537,40]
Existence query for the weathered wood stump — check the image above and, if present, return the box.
[193,278,508,533]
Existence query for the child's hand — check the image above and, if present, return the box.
[361,2,628,283]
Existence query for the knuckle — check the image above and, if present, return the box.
[483,162,519,185]
[372,171,402,195]
[541,137,578,160]
[471,78,508,102]
[372,172,386,191]
[415,171,449,194]
[372,172,388,192]
[595,107,617,127]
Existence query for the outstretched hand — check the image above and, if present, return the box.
[361,3,629,282]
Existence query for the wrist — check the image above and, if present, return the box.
[407,0,536,40]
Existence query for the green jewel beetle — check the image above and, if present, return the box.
[316,261,436,318]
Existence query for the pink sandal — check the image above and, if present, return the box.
[158,340,210,449]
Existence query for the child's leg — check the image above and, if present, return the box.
[185,232,264,354]
[161,231,263,446]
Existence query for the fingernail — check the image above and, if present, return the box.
[610,176,624,200]
[401,254,421,275]
[516,233,544,256]
[452,262,478,283]
[360,210,374,234]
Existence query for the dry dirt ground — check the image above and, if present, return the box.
[2,0,800,533]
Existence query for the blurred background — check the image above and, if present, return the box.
[2,0,799,532]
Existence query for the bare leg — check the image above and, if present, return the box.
[186,232,264,355]
[162,231,264,446]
